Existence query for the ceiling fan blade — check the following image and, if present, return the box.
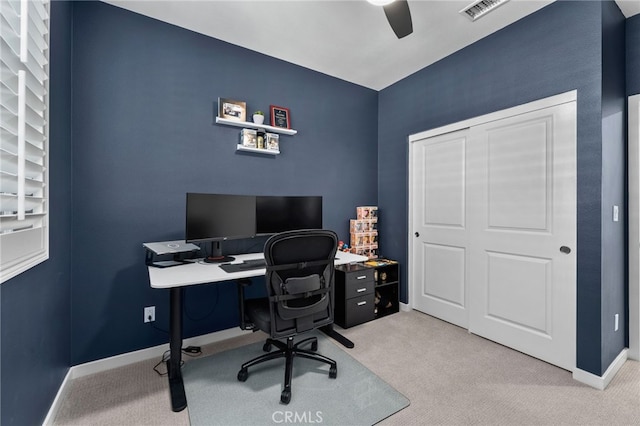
[383,0,413,39]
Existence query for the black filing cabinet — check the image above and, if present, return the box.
[334,263,375,328]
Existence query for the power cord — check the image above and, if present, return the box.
[152,346,203,376]
[184,285,219,322]
[147,321,169,334]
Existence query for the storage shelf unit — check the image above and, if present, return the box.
[368,261,400,319]
[334,263,375,329]
[215,117,297,135]
[334,260,400,328]
[216,116,296,155]
[235,145,280,155]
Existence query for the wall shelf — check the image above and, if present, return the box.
[215,117,297,135]
[236,145,280,155]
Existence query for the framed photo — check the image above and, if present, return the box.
[219,98,247,122]
[266,133,279,151]
[240,128,257,148]
[270,105,291,129]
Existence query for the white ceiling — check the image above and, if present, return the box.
[104,0,640,91]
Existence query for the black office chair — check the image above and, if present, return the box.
[237,229,338,404]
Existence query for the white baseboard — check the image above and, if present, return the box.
[71,327,251,379]
[42,327,251,425]
[400,302,411,312]
[572,348,628,390]
[42,368,73,426]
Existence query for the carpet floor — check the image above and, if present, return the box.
[52,310,640,425]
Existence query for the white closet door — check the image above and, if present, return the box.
[411,130,470,328]
[467,102,576,371]
[409,94,576,371]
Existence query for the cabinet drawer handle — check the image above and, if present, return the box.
[357,301,367,306]
[356,288,367,293]
[356,275,367,280]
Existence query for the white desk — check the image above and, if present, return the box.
[149,251,366,288]
[147,250,367,412]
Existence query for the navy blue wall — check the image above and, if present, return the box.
[378,0,606,374]
[2,1,637,424]
[70,1,378,364]
[628,14,640,96]
[0,2,73,425]
[600,0,626,373]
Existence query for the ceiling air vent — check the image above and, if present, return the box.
[460,0,510,21]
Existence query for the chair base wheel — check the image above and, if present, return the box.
[281,389,291,404]
[263,342,272,352]
[237,368,248,382]
[329,365,337,379]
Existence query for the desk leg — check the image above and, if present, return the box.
[320,324,354,349]
[168,287,187,412]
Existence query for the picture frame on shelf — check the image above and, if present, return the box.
[219,97,247,121]
[270,105,291,129]
[240,128,257,148]
[266,133,279,151]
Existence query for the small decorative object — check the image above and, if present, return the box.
[256,130,265,149]
[252,111,265,125]
[266,133,279,151]
[219,97,247,121]
[270,105,291,129]
[240,128,257,148]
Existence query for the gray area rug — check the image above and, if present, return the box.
[182,331,409,425]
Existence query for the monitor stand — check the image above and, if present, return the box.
[204,241,235,263]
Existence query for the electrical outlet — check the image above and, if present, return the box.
[144,306,155,323]
[614,313,619,331]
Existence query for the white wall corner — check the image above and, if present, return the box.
[572,348,628,390]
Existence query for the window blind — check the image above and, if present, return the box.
[0,0,49,283]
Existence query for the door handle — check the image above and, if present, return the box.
[560,246,571,254]
[415,232,420,237]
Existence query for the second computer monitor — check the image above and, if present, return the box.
[256,196,322,235]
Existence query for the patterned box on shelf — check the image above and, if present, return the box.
[356,206,378,220]
[350,219,378,233]
[350,232,378,249]
[353,246,379,259]
[346,206,379,259]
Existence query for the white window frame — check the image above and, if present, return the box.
[0,0,50,284]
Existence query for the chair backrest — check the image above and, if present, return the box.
[264,229,338,339]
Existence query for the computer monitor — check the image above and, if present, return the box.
[256,196,322,235]
[185,193,257,262]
